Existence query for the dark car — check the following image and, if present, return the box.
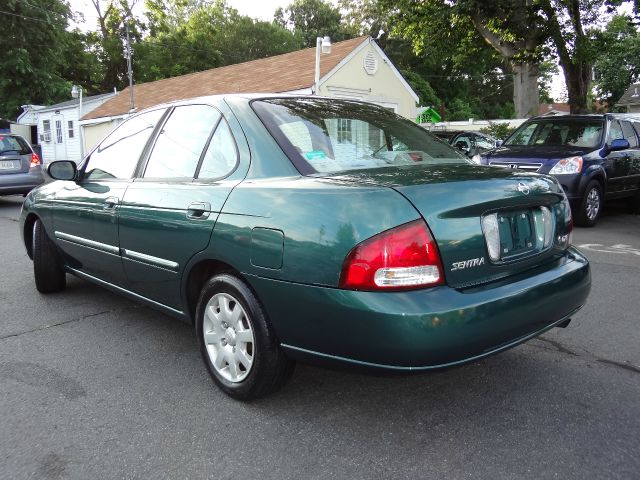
[479,114,640,226]
[0,134,44,196]
[19,95,590,400]
[449,131,498,158]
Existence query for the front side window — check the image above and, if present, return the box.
[144,104,221,178]
[620,121,638,148]
[253,98,467,174]
[608,120,624,143]
[505,119,604,148]
[84,109,165,181]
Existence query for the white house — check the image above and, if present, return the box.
[82,36,420,149]
[18,92,116,165]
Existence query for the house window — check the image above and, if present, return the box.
[42,120,51,142]
[337,119,352,143]
[68,120,75,139]
[55,120,63,143]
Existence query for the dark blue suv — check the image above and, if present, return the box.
[478,114,640,226]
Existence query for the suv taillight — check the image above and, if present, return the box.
[30,153,41,167]
[339,220,444,291]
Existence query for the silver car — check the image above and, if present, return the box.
[0,134,44,196]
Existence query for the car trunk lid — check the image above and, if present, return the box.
[0,152,29,174]
[315,164,570,288]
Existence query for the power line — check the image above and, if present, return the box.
[0,9,56,23]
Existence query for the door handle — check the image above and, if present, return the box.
[103,196,119,211]
[186,202,211,220]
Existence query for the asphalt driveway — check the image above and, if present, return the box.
[1,195,638,480]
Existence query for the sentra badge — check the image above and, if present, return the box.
[451,257,485,271]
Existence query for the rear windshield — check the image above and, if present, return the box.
[504,119,604,148]
[253,98,469,174]
[0,135,31,155]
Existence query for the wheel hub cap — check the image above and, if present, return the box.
[202,292,255,383]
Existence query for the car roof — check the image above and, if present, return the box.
[132,93,391,117]
[527,113,640,122]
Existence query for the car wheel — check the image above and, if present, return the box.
[32,219,66,293]
[196,273,294,400]
[575,180,603,227]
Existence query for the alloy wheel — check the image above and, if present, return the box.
[585,187,601,221]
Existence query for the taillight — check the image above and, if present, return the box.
[30,153,41,167]
[339,220,444,291]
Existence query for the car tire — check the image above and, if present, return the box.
[196,273,294,400]
[575,180,603,227]
[32,219,66,293]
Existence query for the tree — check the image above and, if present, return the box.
[593,14,640,107]
[274,0,355,47]
[0,0,72,119]
[384,0,546,118]
[135,1,301,83]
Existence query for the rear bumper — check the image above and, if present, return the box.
[0,169,44,195]
[247,247,591,370]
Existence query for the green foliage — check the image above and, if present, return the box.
[479,123,516,140]
[135,1,301,83]
[274,0,355,47]
[593,14,640,105]
[400,70,441,108]
[0,0,72,119]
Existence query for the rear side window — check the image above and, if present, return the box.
[144,104,221,178]
[197,120,238,179]
[84,109,165,180]
[0,135,31,155]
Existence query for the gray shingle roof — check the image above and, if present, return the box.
[37,92,116,113]
[616,83,640,107]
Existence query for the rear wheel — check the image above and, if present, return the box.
[32,219,66,293]
[575,180,602,227]
[195,273,294,400]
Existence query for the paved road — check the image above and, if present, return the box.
[1,195,638,480]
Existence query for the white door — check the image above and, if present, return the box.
[53,114,67,161]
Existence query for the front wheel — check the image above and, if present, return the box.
[195,274,294,400]
[575,180,603,227]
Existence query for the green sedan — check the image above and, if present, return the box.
[19,95,591,400]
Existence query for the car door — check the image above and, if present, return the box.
[620,120,640,195]
[630,121,640,190]
[604,119,632,195]
[118,103,244,310]
[51,108,166,285]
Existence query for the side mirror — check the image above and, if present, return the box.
[48,160,77,181]
[610,138,630,152]
[495,140,503,147]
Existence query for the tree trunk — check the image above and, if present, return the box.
[563,62,591,113]
[512,62,540,118]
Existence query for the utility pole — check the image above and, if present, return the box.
[125,20,135,112]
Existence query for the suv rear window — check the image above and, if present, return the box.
[0,135,31,155]
[505,119,604,148]
[253,98,468,174]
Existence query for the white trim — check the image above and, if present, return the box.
[319,37,420,103]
